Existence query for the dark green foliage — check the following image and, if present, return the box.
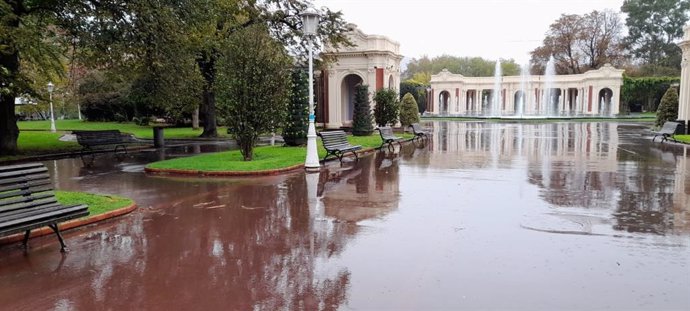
[622,0,690,75]
[373,88,399,127]
[655,86,679,127]
[399,93,420,127]
[283,69,309,146]
[78,72,134,122]
[352,85,374,136]
[404,56,521,79]
[621,76,680,113]
[217,25,291,161]
[400,80,428,113]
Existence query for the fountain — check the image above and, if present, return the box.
[542,55,556,117]
[517,63,530,117]
[491,60,502,117]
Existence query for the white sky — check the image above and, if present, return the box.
[313,0,626,64]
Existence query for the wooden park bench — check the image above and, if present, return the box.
[318,130,362,163]
[409,123,430,140]
[73,130,134,164]
[377,126,404,150]
[652,121,681,143]
[0,163,89,252]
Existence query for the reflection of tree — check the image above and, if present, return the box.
[13,175,354,310]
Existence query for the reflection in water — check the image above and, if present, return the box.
[420,122,689,235]
[0,122,688,310]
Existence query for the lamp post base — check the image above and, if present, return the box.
[305,119,320,172]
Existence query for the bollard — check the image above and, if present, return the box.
[153,126,165,148]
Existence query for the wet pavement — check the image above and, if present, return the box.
[0,121,688,310]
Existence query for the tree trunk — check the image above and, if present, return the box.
[0,29,20,156]
[198,52,218,138]
[192,106,199,130]
[200,88,218,137]
[0,94,19,156]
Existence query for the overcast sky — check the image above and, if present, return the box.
[313,0,626,64]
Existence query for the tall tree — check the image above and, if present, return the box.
[530,10,625,75]
[1,0,65,155]
[621,0,690,75]
[217,24,291,161]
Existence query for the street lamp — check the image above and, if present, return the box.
[47,81,56,132]
[301,8,320,172]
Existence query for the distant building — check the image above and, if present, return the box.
[317,24,403,129]
[428,64,625,117]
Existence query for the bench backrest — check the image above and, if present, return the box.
[378,126,396,139]
[318,131,352,150]
[73,130,124,146]
[410,123,424,134]
[0,163,57,215]
[658,121,681,134]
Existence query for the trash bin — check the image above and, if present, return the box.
[153,126,164,148]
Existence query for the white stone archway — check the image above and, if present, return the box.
[319,24,403,129]
[430,64,625,117]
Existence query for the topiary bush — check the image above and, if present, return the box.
[655,86,679,127]
[399,92,420,127]
[283,69,309,146]
[352,84,374,136]
[373,88,400,127]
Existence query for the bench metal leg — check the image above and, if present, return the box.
[22,230,31,249]
[48,224,68,252]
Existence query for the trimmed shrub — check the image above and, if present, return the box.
[655,86,679,127]
[399,92,420,127]
[283,69,309,146]
[373,88,399,126]
[352,85,374,136]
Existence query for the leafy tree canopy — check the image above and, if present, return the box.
[621,0,690,76]
[404,55,520,80]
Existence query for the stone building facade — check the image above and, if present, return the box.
[428,64,625,117]
[316,24,403,129]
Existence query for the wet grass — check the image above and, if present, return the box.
[18,119,229,139]
[675,135,690,143]
[56,191,133,216]
[146,133,413,172]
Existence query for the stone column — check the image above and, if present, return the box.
[677,24,690,134]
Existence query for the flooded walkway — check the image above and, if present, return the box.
[0,122,688,310]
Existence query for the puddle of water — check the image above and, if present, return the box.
[0,122,688,310]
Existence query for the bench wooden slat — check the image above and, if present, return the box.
[0,207,88,237]
[0,166,48,179]
[0,202,67,223]
[0,162,90,251]
[0,162,45,173]
[0,178,51,193]
[0,185,54,200]
[0,205,88,230]
[318,130,362,163]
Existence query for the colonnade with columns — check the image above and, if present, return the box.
[429,64,624,117]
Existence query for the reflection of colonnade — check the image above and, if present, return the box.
[428,64,624,117]
[426,122,619,171]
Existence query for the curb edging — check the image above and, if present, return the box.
[0,203,138,246]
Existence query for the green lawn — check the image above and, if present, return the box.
[56,191,134,216]
[676,135,690,143]
[147,133,414,172]
[18,119,229,139]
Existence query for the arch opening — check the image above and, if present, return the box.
[341,74,364,124]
